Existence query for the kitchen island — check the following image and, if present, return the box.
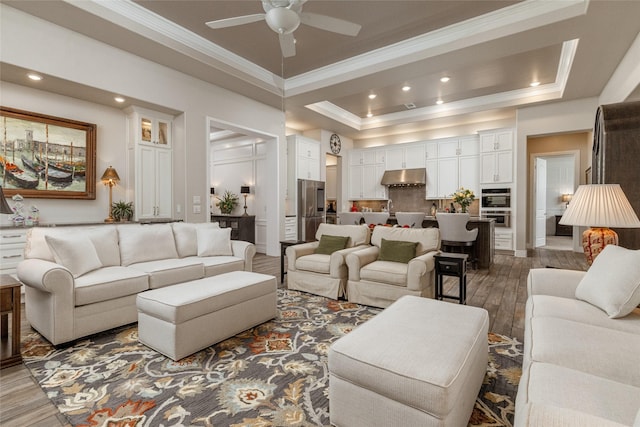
[387,215,495,269]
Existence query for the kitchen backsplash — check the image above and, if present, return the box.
[349,186,479,215]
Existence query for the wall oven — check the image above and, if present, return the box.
[481,188,511,208]
[481,210,511,228]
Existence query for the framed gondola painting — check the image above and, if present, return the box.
[0,107,97,199]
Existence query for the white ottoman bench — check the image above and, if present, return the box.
[136,271,277,361]
[329,295,489,427]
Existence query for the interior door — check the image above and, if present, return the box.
[535,158,547,247]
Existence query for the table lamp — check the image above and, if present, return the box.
[0,186,13,215]
[101,166,120,223]
[241,186,250,216]
[559,184,640,265]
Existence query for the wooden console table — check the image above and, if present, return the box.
[1,274,22,368]
[211,215,256,243]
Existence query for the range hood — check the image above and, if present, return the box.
[380,168,426,187]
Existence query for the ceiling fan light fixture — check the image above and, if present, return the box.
[266,7,300,34]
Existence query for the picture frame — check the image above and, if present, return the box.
[1,107,97,199]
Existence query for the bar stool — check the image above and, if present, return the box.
[436,212,478,269]
[338,212,363,225]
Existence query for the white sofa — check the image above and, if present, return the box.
[17,222,256,345]
[515,245,640,427]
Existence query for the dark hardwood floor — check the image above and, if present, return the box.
[0,248,587,426]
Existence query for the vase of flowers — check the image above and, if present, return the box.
[216,190,239,214]
[451,187,475,213]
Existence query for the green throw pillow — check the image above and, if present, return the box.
[378,238,418,263]
[314,235,349,255]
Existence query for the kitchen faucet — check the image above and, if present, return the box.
[387,199,393,213]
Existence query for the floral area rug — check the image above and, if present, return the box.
[22,289,522,426]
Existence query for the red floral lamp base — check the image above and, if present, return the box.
[582,227,618,265]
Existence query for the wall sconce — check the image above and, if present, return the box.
[561,193,573,208]
[241,186,250,216]
[101,166,120,223]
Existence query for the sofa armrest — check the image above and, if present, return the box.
[346,246,380,281]
[406,251,436,291]
[17,258,74,295]
[286,242,318,271]
[527,268,586,299]
[231,240,256,271]
[329,244,370,278]
[517,403,631,427]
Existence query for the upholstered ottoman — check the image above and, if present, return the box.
[329,295,489,427]
[136,271,277,360]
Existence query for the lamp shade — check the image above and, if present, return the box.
[559,184,640,227]
[100,166,120,184]
[561,193,573,203]
[241,186,250,194]
[0,186,13,214]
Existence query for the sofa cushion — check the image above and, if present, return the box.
[45,234,103,278]
[88,227,121,267]
[575,245,640,318]
[74,266,149,306]
[128,258,204,289]
[360,260,408,286]
[172,222,220,258]
[118,224,179,266]
[315,234,349,255]
[187,255,245,277]
[378,238,418,263]
[518,362,640,425]
[295,253,331,274]
[371,226,439,256]
[197,227,233,256]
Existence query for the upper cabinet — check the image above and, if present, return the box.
[348,148,386,200]
[479,129,514,184]
[385,143,425,170]
[434,136,479,199]
[126,106,174,221]
[286,135,322,212]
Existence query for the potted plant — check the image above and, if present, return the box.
[216,190,239,215]
[112,201,134,222]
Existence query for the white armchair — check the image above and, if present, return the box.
[345,226,441,308]
[286,223,371,299]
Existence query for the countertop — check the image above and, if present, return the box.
[388,214,495,223]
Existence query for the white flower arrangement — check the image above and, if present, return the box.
[451,187,475,213]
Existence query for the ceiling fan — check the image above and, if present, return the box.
[205,0,361,58]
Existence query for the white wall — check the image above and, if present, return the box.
[1,4,285,255]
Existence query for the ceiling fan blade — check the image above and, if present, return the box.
[279,33,296,58]
[300,12,361,36]
[206,14,265,29]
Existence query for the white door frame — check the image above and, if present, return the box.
[529,150,581,251]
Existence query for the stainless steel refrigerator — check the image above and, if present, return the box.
[298,179,325,242]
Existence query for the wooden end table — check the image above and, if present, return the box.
[434,253,468,305]
[1,274,22,368]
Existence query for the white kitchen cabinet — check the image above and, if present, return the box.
[425,159,439,199]
[284,216,297,241]
[286,135,322,217]
[433,136,479,198]
[495,229,513,250]
[385,143,425,170]
[348,149,386,200]
[127,107,174,220]
[479,129,513,184]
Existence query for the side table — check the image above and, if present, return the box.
[1,274,22,368]
[280,240,305,283]
[434,252,468,305]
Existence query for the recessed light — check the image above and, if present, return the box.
[27,73,42,81]
[114,96,125,103]
[366,112,373,118]
[368,93,377,100]
[440,76,450,83]
[402,85,411,92]
[530,81,541,87]
[436,99,444,105]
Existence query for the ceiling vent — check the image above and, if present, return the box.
[404,103,416,110]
